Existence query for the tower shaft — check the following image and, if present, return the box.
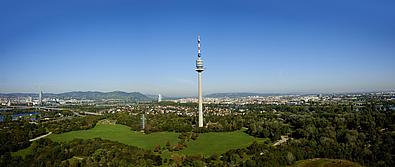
[198,72,203,127]
[195,33,204,127]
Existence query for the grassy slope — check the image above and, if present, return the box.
[48,124,179,150]
[291,158,363,167]
[10,145,32,158]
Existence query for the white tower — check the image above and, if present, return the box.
[195,33,204,127]
[158,94,162,102]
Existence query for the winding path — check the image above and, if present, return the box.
[29,132,52,142]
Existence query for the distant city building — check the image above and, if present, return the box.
[7,100,11,107]
[39,91,43,105]
[158,94,162,102]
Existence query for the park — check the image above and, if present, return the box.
[47,121,265,157]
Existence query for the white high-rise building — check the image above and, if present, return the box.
[39,91,43,105]
[158,94,162,102]
[195,33,204,127]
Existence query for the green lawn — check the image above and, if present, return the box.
[11,145,32,158]
[48,123,262,156]
[48,124,179,150]
[180,130,265,156]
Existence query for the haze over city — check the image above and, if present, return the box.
[1,0,394,96]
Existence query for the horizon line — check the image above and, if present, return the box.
[1,90,394,97]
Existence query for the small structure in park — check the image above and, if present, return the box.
[140,112,146,132]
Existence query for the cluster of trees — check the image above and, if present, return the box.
[280,109,394,166]
[194,115,244,133]
[153,132,200,153]
[178,132,199,141]
[108,112,194,133]
[194,125,393,167]
[62,105,112,113]
[1,138,162,167]
[246,120,290,141]
[43,116,103,134]
[110,111,245,134]
[39,110,74,119]
[0,120,46,154]
[145,113,193,133]
[106,112,140,130]
[168,103,394,166]
[165,141,186,152]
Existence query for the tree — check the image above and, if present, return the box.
[166,141,171,150]
[286,152,295,165]
[154,144,161,153]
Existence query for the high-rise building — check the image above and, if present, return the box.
[39,91,43,105]
[158,94,162,102]
[195,33,204,127]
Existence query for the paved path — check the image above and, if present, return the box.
[29,132,52,142]
[273,135,289,146]
[83,111,103,116]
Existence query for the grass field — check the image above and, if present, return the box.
[180,130,264,156]
[48,124,180,150]
[48,123,262,156]
[11,145,32,158]
[290,158,363,167]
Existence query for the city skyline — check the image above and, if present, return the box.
[1,0,395,96]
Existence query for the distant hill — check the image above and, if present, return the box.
[0,93,38,98]
[206,92,284,98]
[145,94,160,100]
[0,91,152,101]
[57,91,151,101]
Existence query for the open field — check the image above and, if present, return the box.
[180,129,264,156]
[290,158,363,167]
[48,124,179,150]
[47,123,262,156]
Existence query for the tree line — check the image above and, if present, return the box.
[1,138,162,167]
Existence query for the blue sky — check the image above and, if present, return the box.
[0,0,394,96]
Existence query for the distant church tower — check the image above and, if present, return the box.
[195,33,205,127]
